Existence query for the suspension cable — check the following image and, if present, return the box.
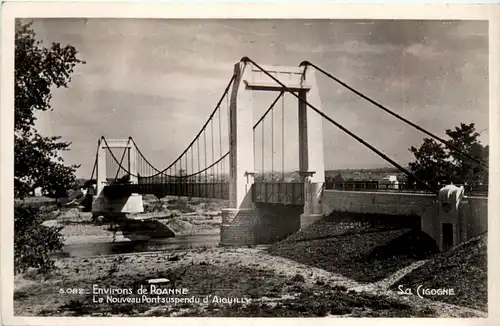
[191,146,194,183]
[113,146,129,183]
[181,152,230,179]
[204,129,207,183]
[128,82,280,182]
[211,118,215,183]
[129,74,236,176]
[251,92,284,182]
[271,95,274,180]
[197,138,201,182]
[302,61,488,170]
[282,94,285,181]
[185,153,188,182]
[253,124,256,175]
[89,138,101,181]
[262,116,265,178]
[101,137,176,179]
[129,137,162,174]
[241,57,437,194]
[219,100,222,183]
[225,92,229,182]
[253,92,284,130]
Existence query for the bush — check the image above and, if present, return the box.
[291,273,305,283]
[14,205,64,274]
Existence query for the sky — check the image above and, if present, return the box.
[26,19,489,178]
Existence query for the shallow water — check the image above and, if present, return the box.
[52,234,220,258]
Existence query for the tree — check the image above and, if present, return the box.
[445,123,489,185]
[14,206,64,274]
[14,21,85,274]
[178,168,187,183]
[332,173,344,182]
[408,123,488,190]
[15,21,85,199]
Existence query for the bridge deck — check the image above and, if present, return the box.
[103,181,306,205]
[103,182,230,200]
[103,181,481,205]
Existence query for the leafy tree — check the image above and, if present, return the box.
[15,21,85,199]
[332,173,344,182]
[177,169,187,183]
[14,21,85,274]
[14,206,64,274]
[445,123,489,185]
[408,123,488,190]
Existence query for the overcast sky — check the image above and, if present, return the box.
[27,19,489,178]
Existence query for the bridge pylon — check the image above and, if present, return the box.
[298,64,326,229]
[92,137,143,218]
[221,60,326,245]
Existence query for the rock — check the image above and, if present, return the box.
[147,278,170,284]
[42,220,62,228]
[95,216,105,225]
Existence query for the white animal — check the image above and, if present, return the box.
[438,184,465,212]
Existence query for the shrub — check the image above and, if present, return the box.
[291,273,306,283]
[14,205,64,274]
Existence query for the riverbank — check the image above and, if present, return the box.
[16,198,487,317]
[13,246,485,317]
[41,196,226,245]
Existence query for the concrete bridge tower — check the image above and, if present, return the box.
[92,138,143,218]
[221,60,326,245]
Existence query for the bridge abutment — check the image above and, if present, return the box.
[322,187,487,251]
[299,173,325,230]
[220,204,302,246]
[220,208,257,245]
[91,193,144,219]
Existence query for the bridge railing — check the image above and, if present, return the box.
[252,182,304,205]
[103,182,230,200]
[325,180,488,196]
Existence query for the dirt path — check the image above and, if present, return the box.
[350,260,428,292]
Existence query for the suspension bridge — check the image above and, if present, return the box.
[87,57,488,250]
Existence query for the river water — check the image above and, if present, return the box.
[53,234,220,258]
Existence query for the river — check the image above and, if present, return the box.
[52,234,220,258]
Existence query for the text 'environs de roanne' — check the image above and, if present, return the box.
[92,284,189,296]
